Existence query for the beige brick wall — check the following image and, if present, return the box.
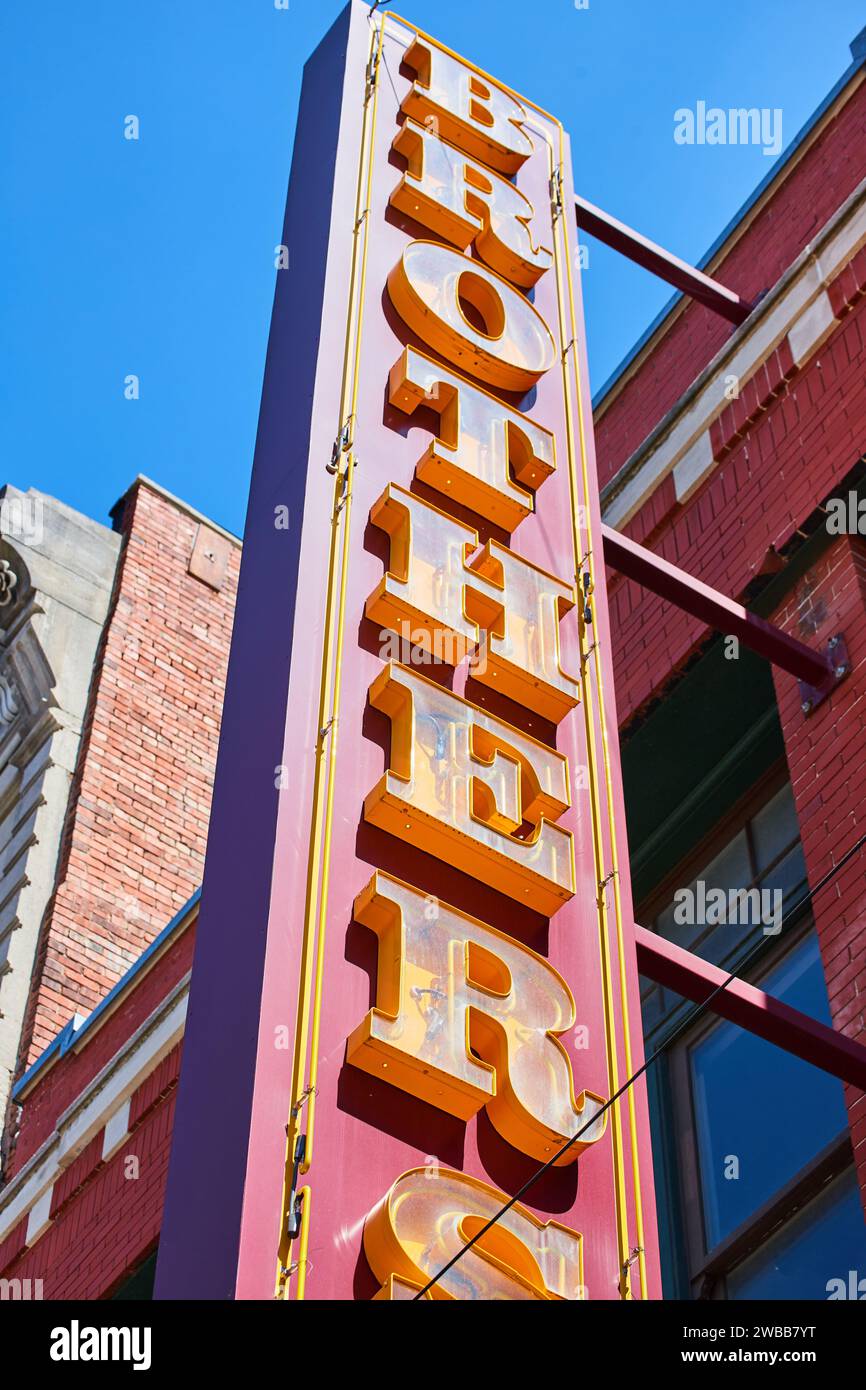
[19,481,239,1066]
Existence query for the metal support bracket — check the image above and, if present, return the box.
[602,524,836,688]
[798,633,850,714]
[285,1134,307,1241]
[575,195,752,325]
[635,924,866,1089]
[550,168,564,221]
[328,418,353,474]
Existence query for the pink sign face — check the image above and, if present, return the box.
[264,8,661,1302]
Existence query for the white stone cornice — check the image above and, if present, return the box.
[601,176,866,529]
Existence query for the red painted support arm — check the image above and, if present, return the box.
[575,195,752,326]
[635,925,866,1090]
[602,523,834,688]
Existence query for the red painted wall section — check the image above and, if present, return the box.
[606,287,866,726]
[0,927,190,1296]
[594,76,866,489]
[1,1090,177,1300]
[767,542,866,1206]
[49,1133,104,1218]
[768,538,866,1213]
[0,1216,28,1274]
[7,918,195,1180]
[18,482,238,1069]
[129,1044,182,1131]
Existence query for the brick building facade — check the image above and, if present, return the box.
[0,478,237,1297]
[596,27,866,1293]
[1,28,865,1301]
[0,490,120,1144]
[20,480,238,1068]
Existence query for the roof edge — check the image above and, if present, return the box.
[591,42,866,414]
[12,889,201,1105]
[109,475,242,547]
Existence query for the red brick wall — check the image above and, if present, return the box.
[0,919,192,1297]
[18,482,239,1067]
[0,1087,177,1300]
[9,923,194,1178]
[594,75,866,488]
[593,74,866,1232]
[769,539,866,1208]
[607,287,866,726]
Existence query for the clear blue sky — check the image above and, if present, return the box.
[2,1,863,537]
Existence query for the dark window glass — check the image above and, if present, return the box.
[751,784,799,873]
[727,1168,866,1300]
[647,783,807,1011]
[110,1249,157,1300]
[689,934,848,1247]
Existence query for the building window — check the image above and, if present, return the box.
[641,778,808,1041]
[638,776,866,1298]
[688,934,848,1235]
[670,929,865,1298]
[726,1168,866,1300]
[654,782,805,960]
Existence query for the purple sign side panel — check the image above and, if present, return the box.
[155,1,370,1300]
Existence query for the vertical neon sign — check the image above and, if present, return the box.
[157,2,660,1304]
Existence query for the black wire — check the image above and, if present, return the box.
[413,826,866,1298]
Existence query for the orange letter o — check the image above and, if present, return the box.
[387,241,556,393]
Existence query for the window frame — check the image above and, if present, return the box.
[640,762,795,931]
[638,765,810,1053]
[667,920,853,1297]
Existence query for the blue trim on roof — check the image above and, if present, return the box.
[591,42,866,411]
[12,887,201,1102]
